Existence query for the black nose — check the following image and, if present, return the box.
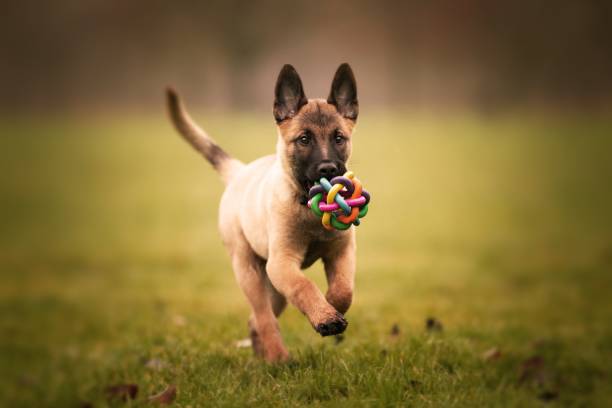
[316,162,339,179]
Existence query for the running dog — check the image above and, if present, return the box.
[166,63,359,362]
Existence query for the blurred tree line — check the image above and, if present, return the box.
[1,0,611,113]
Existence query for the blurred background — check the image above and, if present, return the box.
[2,0,612,113]
[1,1,612,406]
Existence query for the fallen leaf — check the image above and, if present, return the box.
[105,383,138,401]
[148,384,177,405]
[390,323,400,337]
[538,390,558,402]
[425,317,443,332]
[482,347,501,361]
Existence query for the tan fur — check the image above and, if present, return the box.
[167,67,359,362]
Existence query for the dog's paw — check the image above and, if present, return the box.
[315,312,348,337]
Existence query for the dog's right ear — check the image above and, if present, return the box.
[273,64,307,123]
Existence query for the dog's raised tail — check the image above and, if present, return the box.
[166,87,243,184]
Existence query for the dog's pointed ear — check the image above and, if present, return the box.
[273,64,307,123]
[328,63,358,121]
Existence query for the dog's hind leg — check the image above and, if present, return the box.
[248,276,287,357]
[231,241,289,362]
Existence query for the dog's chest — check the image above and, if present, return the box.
[299,228,346,269]
[301,240,328,269]
[293,206,345,268]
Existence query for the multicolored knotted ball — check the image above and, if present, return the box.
[307,171,371,230]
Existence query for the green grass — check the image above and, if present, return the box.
[1,112,611,407]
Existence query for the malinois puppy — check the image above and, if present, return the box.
[166,63,359,362]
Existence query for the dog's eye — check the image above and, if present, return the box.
[334,133,346,145]
[297,134,311,146]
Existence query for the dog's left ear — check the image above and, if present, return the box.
[328,63,358,121]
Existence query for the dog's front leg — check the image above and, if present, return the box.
[267,251,348,337]
[323,234,356,315]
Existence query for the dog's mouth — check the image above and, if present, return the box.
[296,179,316,206]
[303,179,315,193]
[303,177,327,194]
[300,165,348,195]
[302,172,345,194]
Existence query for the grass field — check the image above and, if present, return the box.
[1,112,611,407]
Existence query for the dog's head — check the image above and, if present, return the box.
[274,64,358,193]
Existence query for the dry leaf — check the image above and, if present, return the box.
[482,347,501,361]
[538,390,558,402]
[148,384,177,405]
